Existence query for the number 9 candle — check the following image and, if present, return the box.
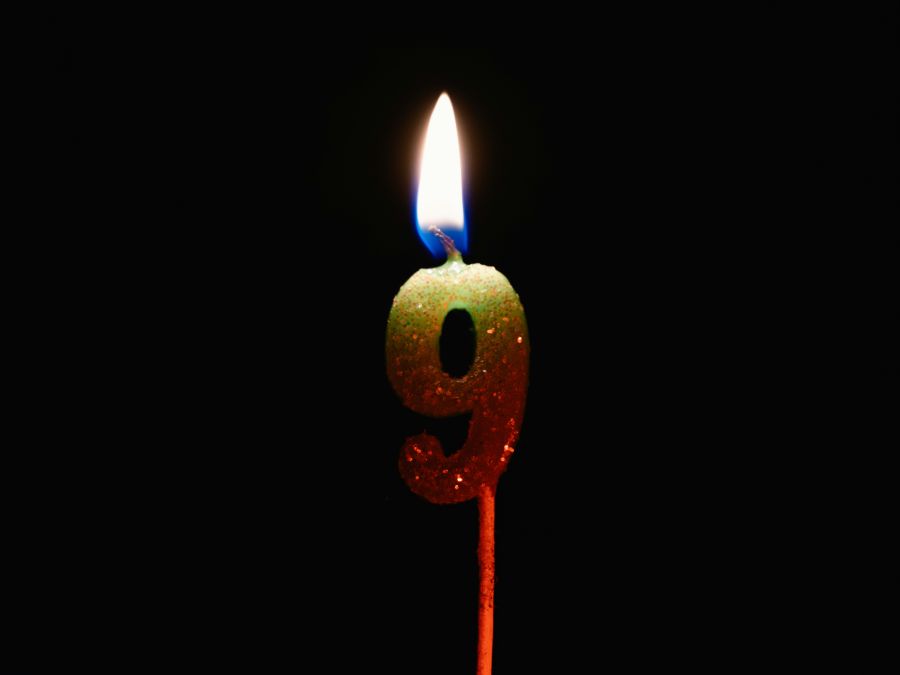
[386,93,529,675]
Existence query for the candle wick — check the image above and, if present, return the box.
[429,227,461,261]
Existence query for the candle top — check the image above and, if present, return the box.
[416,93,467,258]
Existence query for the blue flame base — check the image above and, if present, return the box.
[416,222,468,259]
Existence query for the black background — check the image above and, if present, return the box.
[10,10,895,673]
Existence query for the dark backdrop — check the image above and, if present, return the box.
[11,11,895,674]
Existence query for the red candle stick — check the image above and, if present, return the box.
[386,94,529,675]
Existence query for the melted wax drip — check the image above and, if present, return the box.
[386,259,529,504]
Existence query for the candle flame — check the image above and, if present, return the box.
[416,93,466,257]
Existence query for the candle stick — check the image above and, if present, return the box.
[386,93,529,675]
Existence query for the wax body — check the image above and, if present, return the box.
[386,255,529,504]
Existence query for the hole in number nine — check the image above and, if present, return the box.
[439,309,476,378]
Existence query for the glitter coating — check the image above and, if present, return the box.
[387,257,529,504]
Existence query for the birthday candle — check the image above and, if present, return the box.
[386,93,529,675]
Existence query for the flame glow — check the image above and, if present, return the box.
[416,93,466,257]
